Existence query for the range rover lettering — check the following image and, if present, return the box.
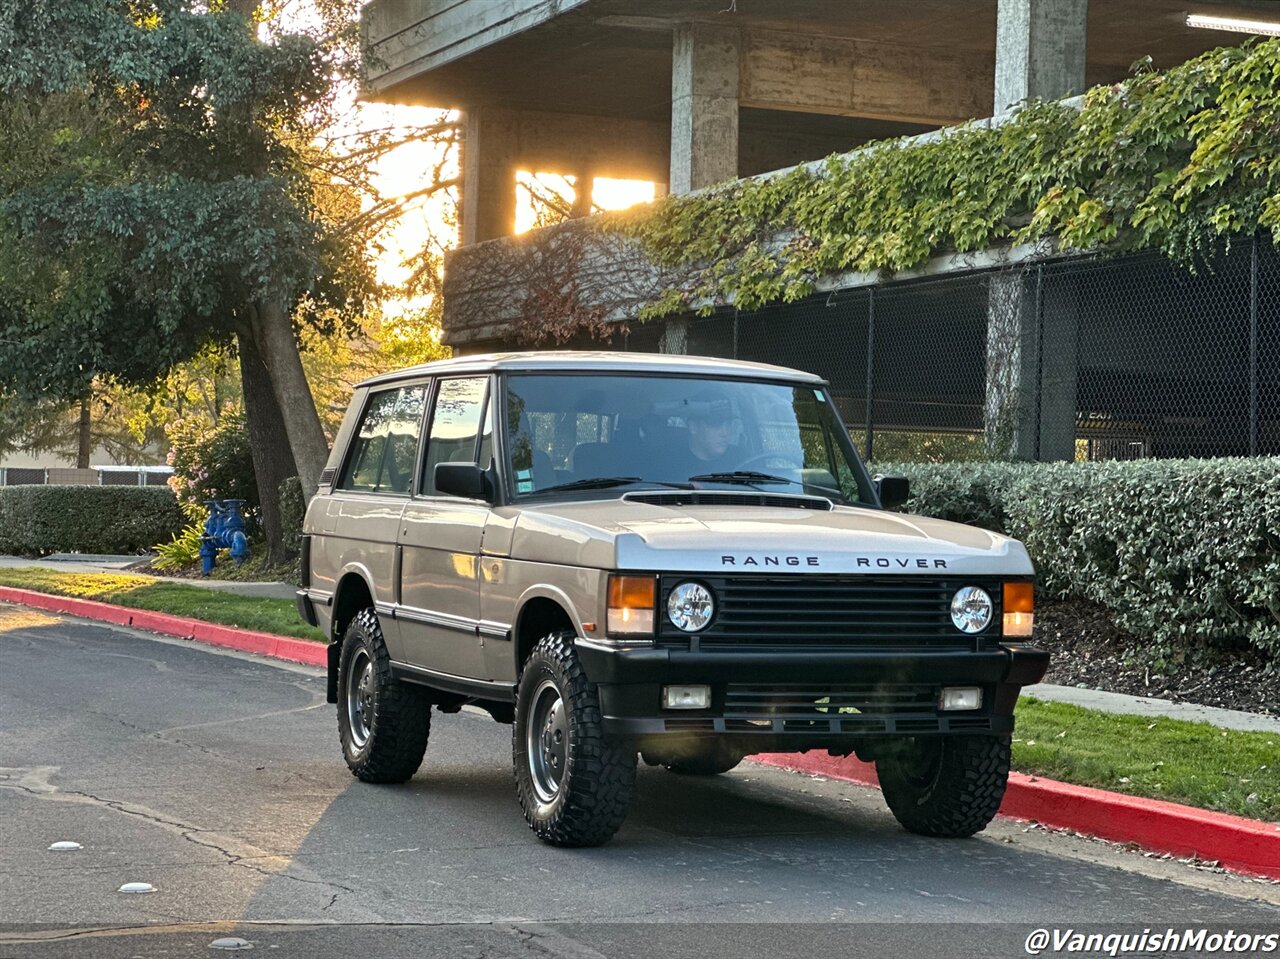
[297,352,1048,847]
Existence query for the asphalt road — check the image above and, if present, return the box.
[1,604,1278,958]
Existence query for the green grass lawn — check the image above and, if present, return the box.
[1014,696,1278,822]
[0,566,324,641]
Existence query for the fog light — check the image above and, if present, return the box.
[940,686,982,711]
[663,685,711,710]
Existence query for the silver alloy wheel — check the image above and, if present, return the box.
[526,678,567,804]
[346,648,375,749]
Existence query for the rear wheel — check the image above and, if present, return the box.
[337,609,431,783]
[876,735,1010,838]
[514,631,636,847]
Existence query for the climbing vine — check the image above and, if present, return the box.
[605,39,1280,319]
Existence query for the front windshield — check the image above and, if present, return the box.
[503,373,874,505]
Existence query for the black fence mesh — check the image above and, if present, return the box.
[634,237,1280,463]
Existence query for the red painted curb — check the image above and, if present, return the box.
[750,752,1280,881]
[5,584,1278,880]
[0,586,326,667]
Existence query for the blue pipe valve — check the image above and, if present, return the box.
[199,499,251,575]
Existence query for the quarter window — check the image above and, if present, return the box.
[337,386,427,495]
[422,377,489,496]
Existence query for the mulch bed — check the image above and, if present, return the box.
[1036,598,1280,719]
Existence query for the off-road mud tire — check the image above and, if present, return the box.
[514,631,636,847]
[877,734,1010,838]
[337,608,431,783]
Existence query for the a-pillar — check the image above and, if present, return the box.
[670,23,739,194]
[994,0,1088,113]
[461,106,518,245]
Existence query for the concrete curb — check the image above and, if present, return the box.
[4,585,1278,881]
[0,586,326,668]
[750,752,1280,881]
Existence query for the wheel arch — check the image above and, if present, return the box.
[512,587,581,673]
[327,567,378,703]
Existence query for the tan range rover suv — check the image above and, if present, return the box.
[297,352,1048,847]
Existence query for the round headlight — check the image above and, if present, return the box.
[950,587,993,633]
[667,582,715,632]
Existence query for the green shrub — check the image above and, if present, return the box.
[278,476,305,559]
[883,458,1280,661]
[0,486,185,557]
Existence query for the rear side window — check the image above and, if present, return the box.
[337,385,427,494]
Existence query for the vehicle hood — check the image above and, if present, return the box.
[500,498,1033,576]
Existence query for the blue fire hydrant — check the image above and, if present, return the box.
[200,499,251,575]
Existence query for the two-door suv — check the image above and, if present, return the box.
[298,352,1047,846]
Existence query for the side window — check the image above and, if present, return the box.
[337,386,427,495]
[422,377,488,496]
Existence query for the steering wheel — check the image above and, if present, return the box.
[734,451,804,472]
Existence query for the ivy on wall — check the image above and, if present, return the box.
[604,39,1280,319]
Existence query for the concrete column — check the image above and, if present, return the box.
[994,0,1088,113]
[984,274,1039,460]
[670,23,739,194]
[1037,275,1080,462]
[985,270,1081,461]
[659,318,690,355]
[461,106,518,245]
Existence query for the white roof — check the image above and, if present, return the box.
[358,351,825,389]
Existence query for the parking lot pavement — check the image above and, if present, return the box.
[1,605,1278,958]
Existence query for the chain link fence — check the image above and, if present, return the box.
[621,237,1280,463]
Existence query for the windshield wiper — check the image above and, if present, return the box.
[688,470,795,486]
[532,476,694,494]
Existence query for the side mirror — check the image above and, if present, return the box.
[874,474,910,511]
[434,462,494,502]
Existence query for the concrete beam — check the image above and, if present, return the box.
[995,0,1089,113]
[670,23,740,194]
[739,31,992,126]
[460,107,669,244]
[506,109,669,184]
[363,0,592,96]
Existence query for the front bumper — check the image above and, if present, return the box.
[575,640,1048,743]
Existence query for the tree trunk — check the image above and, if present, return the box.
[238,332,298,567]
[76,396,91,469]
[250,297,330,501]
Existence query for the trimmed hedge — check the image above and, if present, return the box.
[0,485,185,557]
[881,458,1280,661]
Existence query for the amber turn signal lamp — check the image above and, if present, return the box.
[607,575,657,636]
[1003,582,1035,638]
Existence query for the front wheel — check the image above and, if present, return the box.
[876,735,1010,838]
[513,631,636,847]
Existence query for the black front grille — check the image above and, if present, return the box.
[658,575,1002,649]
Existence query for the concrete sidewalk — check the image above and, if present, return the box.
[2,553,1278,733]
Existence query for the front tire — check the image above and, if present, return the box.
[876,735,1010,838]
[337,609,431,783]
[513,631,636,847]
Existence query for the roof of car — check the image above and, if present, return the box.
[357,351,827,389]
